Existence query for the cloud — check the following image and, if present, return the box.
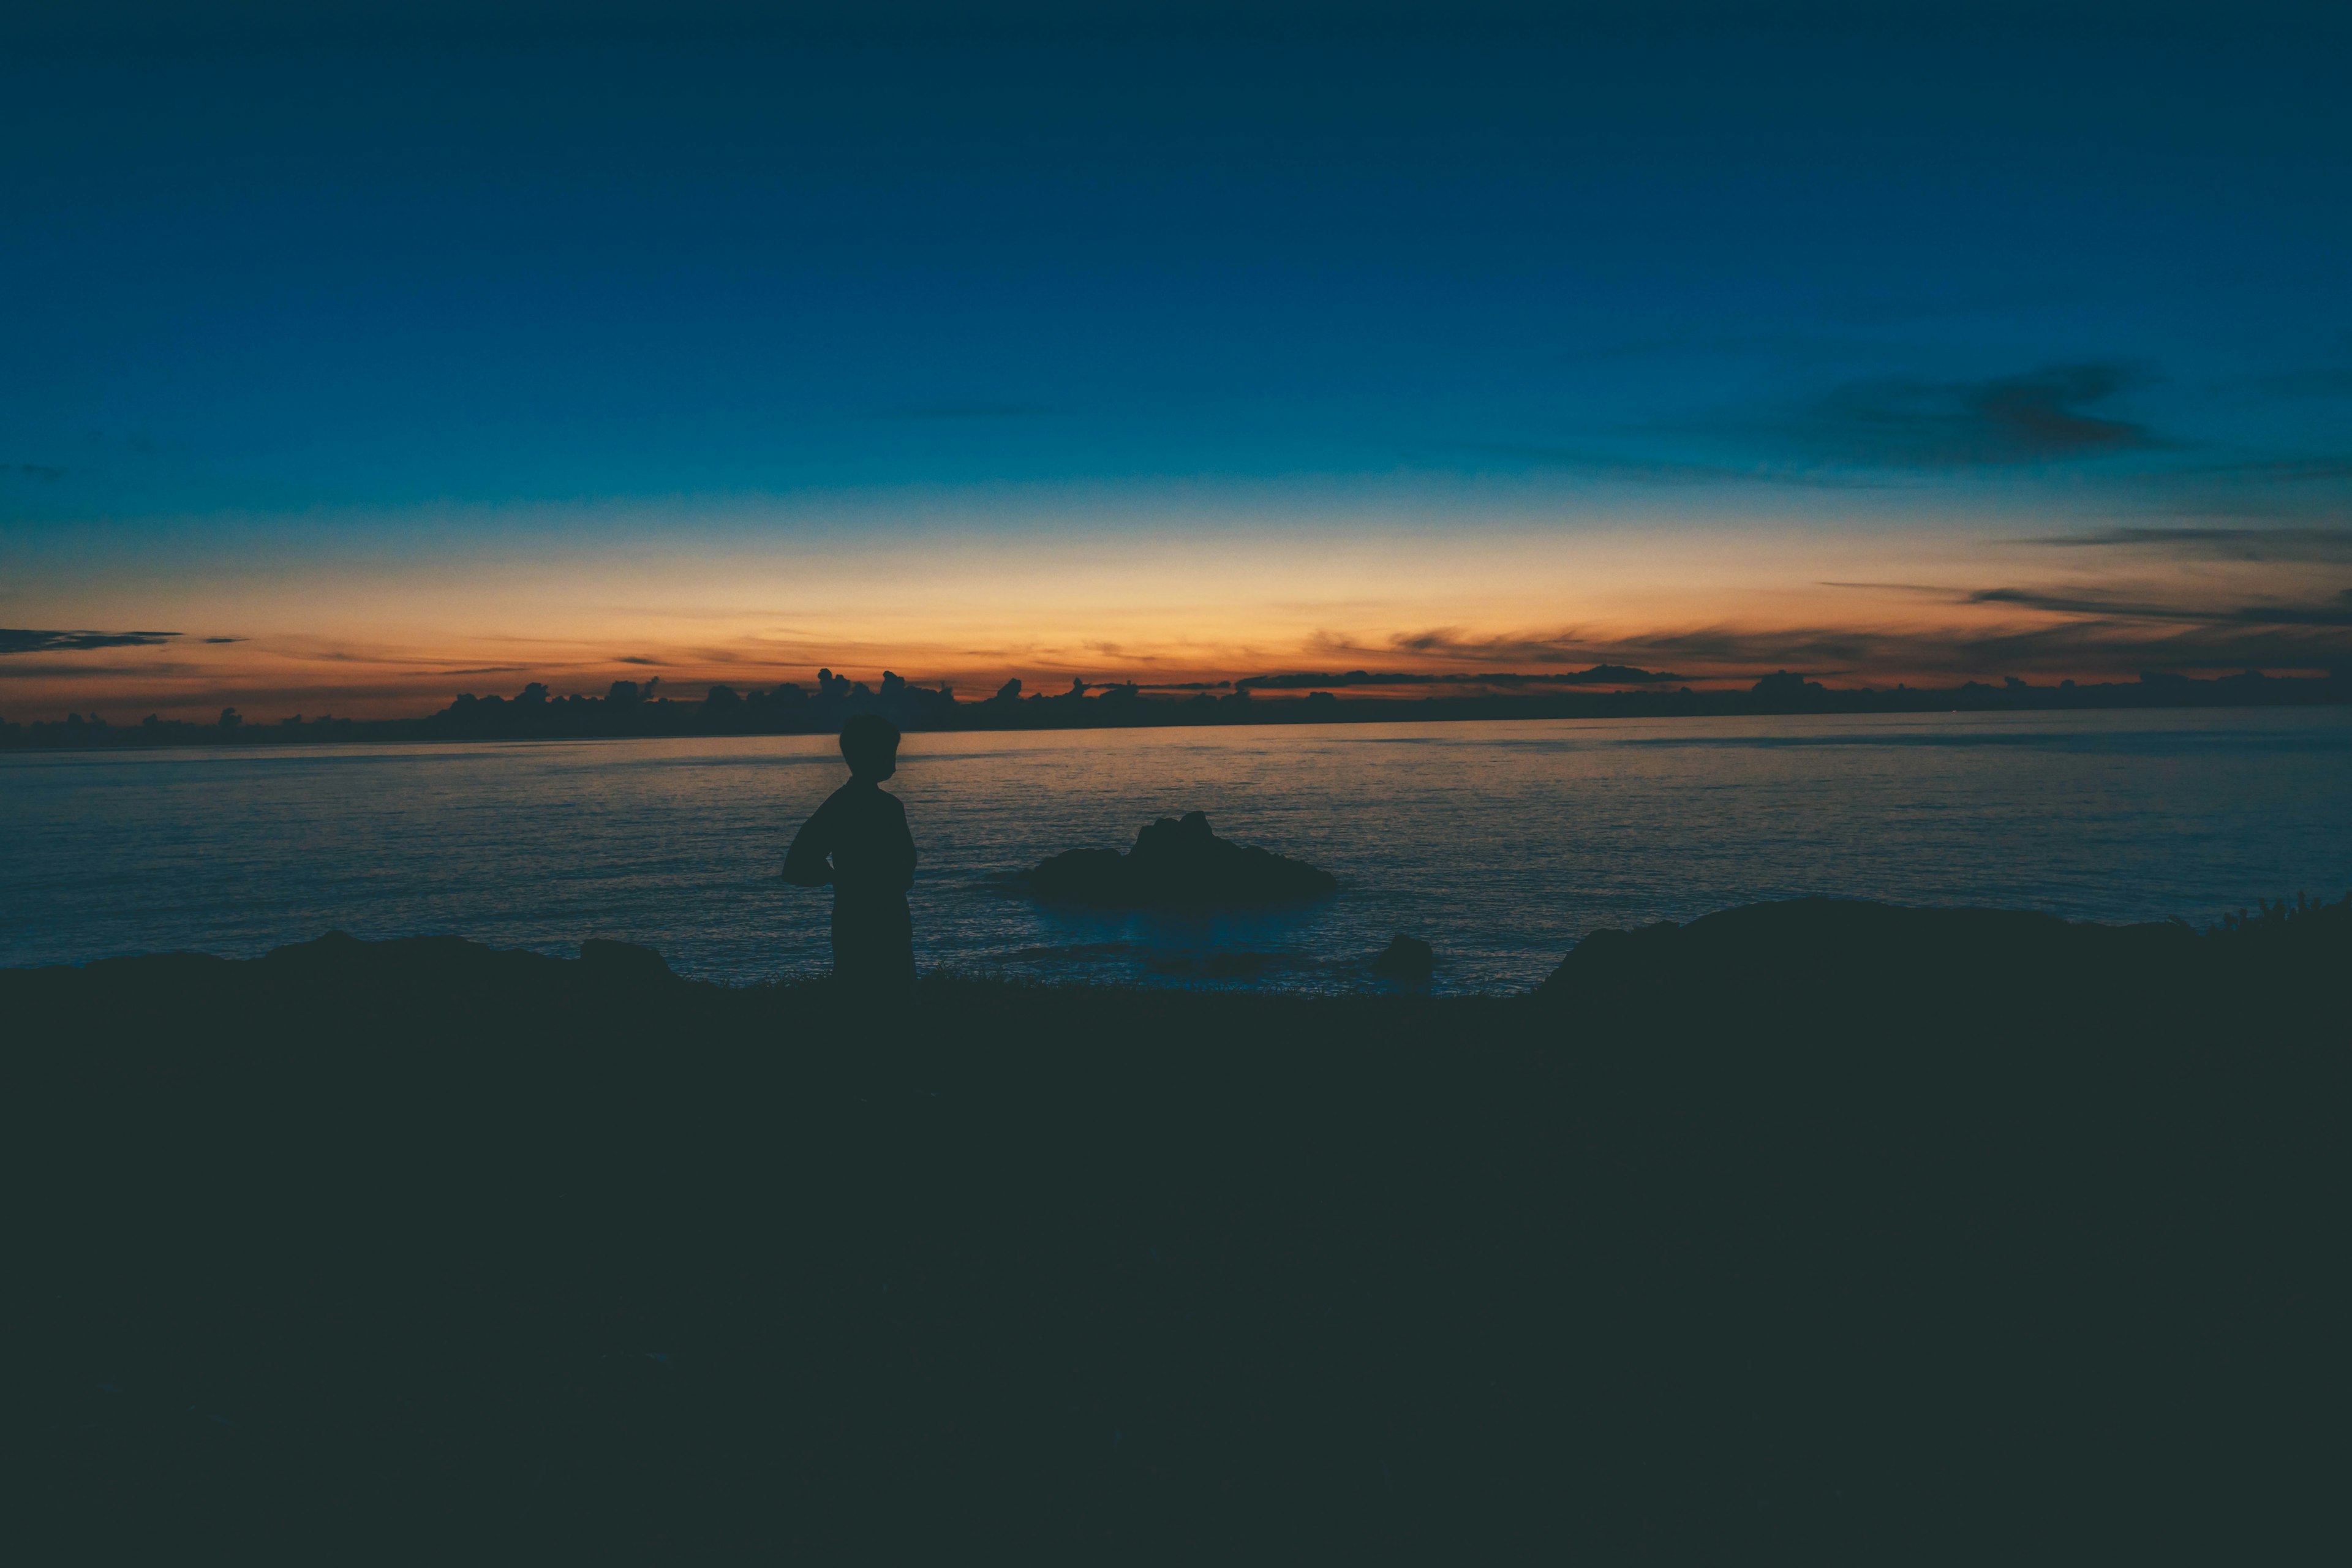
[0,660,204,680]
[1471,361,2182,491]
[1796,362,2161,467]
[1967,586,2352,628]
[2019,526,2352,562]
[1371,627,1629,667]
[614,655,668,666]
[0,628,179,654]
[1237,665,1684,689]
[1309,594,2352,680]
[1822,576,2352,630]
[1643,620,2349,678]
[1365,623,1911,671]
[201,635,245,644]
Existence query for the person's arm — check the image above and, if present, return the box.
[782,797,837,887]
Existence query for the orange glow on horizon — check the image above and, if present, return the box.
[7,495,2343,721]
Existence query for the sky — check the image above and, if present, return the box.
[4,1,2350,718]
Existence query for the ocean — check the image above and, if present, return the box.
[6,707,2348,993]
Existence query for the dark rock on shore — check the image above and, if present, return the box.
[1537,896,2198,1008]
[1028,810,1336,908]
[1531,894,2352,1030]
[581,936,681,988]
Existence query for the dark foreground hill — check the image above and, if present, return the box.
[7,899,2345,1559]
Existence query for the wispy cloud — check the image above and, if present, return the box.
[1967,586,2352,627]
[0,661,203,681]
[2018,526,2352,561]
[1461,361,2180,491]
[1638,620,2346,678]
[0,628,179,654]
[1821,576,2352,631]
[1792,362,2163,468]
[1311,594,2352,680]
[1316,625,1924,671]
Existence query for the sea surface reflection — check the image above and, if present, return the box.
[6,708,2348,992]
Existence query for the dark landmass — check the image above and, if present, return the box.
[10,895,2343,1554]
[1029,811,1338,908]
[6,663,2346,750]
[1234,664,1687,688]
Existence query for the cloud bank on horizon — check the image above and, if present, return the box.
[2,1,2347,717]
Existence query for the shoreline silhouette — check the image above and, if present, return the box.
[6,665,2346,750]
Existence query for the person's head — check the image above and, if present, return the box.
[839,713,901,782]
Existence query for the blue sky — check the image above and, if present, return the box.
[4,2,2348,714]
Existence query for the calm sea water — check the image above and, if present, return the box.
[5,709,2348,993]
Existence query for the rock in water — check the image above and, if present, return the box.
[1370,933,1435,981]
[1029,811,1336,908]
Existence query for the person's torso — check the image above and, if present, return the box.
[824,784,913,894]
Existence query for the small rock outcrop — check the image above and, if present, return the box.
[1029,811,1336,908]
[1370,933,1435,982]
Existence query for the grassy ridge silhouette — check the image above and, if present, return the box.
[9,897,2343,1556]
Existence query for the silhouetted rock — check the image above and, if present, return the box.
[1029,810,1336,907]
[1536,896,2203,1017]
[1371,933,1435,981]
[581,937,680,987]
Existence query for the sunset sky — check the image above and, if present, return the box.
[4,1,2349,718]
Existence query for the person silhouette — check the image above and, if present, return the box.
[784,714,918,989]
